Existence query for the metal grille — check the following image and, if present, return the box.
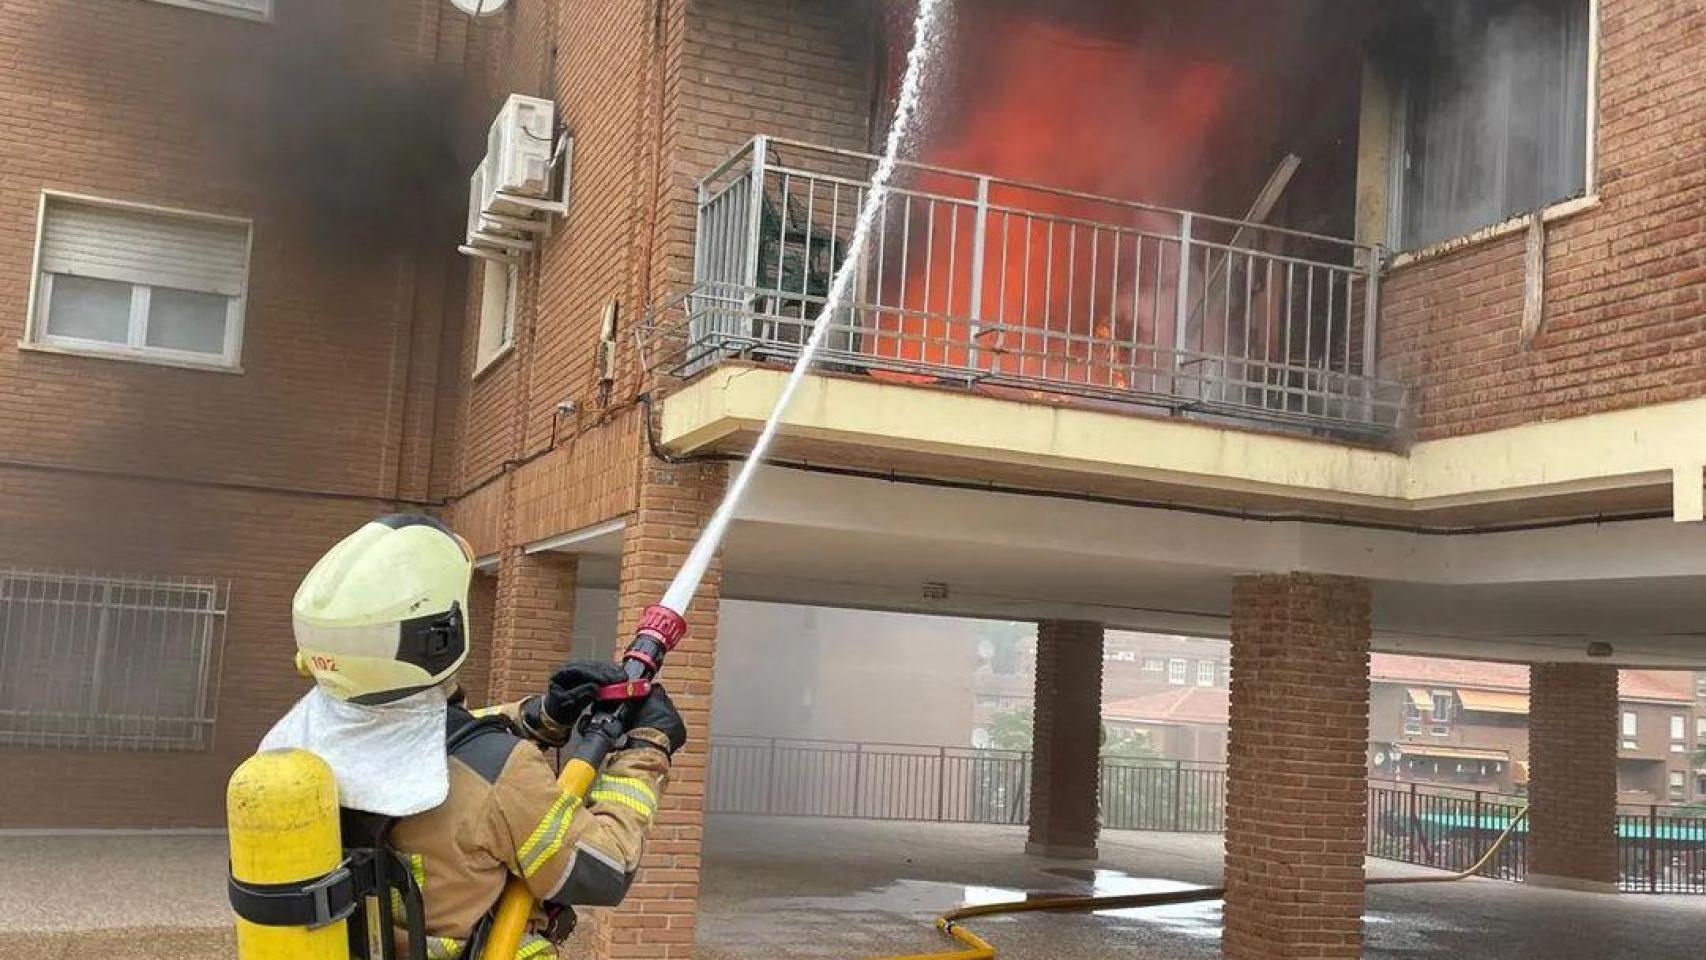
[644,136,1409,439]
[1366,780,1529,882]
[1618,804,1706,894]
[0,570,230,750]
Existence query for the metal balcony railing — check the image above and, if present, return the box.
[642,136,1408,439]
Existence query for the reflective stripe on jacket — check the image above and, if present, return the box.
[386,699,671,955]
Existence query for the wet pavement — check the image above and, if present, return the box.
[697,816,1706,960]
[1,819,1701,958]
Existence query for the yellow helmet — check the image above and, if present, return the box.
[292,514,474,704]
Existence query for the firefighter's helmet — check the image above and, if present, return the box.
[292,514,474,705]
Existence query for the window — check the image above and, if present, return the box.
[1431,692,1454,722]
[1671,715,1687,743]
[1403,700,1424,735]
[0,570,230,749]
[1696,716,1706,742]
[146,0,271,21]
[29,194,250,370]
[1429,691,1453,735]
[1697,674,1706,698]
[1167,659,1187,686]
[1669,771,1685,801]
[474,259,518,375]
[1386,0,1592,250]
[1197,661,1217,688]
[1141,658,1164,673]
[1622,710,1639,749]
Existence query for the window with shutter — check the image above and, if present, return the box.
[29,194,251,370]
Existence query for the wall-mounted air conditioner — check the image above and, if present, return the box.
[459,94,572,263]
[485,94,554,213]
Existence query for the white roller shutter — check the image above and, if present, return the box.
[40,198,249,297]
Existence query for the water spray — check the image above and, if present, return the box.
[479,3,948,955]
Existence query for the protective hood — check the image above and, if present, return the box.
[259,685,449,817]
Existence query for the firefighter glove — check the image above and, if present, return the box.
[543,661,629,728]
[628,685,687,756]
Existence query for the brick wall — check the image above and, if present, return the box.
[0,467,391,827]
[1530,663,1620,887]
[487,550,579,702]
[1381,0,1706,441]
[1225,574,1371,960]
[0,0,462,826]
[1026,619,1104,858]
[588,459,726,960]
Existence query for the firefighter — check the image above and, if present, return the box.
[258,514,686,959]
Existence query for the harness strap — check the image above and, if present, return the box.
[228,854,366,929]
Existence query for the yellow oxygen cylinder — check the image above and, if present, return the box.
[228,748,351,960]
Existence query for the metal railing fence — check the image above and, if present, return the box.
[1366,779,1529,882]
[0,569,230,750]
[644,136,1408,438]
[707,740,1706,894]
[707,737,1031,824]
[1617,803,1706,894]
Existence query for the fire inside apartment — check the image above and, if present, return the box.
[1,0,1702,959]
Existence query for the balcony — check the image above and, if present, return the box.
[643,137,1407,441]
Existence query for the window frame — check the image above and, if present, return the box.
[1141,657,1164,674]
[472,258,519,378]
[1196,660,1216,688]
[1622,710,1639,749]
[1384,0,1601,262]
[24,191,252,373]
[145,0,273,23]
[1167,659,1187,686]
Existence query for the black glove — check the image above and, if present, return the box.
[626,685,687,756]
[541,661,627,728]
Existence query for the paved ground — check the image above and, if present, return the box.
[696,817,1705,960]
[1,818,1702,959]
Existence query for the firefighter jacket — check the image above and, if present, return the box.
[385,697,672,959]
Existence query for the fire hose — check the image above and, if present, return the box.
[869,806,1532,960]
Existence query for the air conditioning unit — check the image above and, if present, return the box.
[485,95,555,208]
[459,94,571,263]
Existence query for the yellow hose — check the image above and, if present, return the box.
[483,758,601,959]
[868,806,1530,960]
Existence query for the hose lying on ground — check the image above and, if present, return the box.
[870,806,1532,960]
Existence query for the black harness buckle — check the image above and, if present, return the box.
[228,858,360,930]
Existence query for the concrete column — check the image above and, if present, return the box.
[1225,574,1371,960]
[1529,662,1620,892]
[593,459,725,960]
[1026,619,1104,860]
[487,548,578,702]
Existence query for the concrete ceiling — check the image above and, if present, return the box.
[710,467,1706,668]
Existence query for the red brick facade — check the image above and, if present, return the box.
[1381,0,1706,441]
[1026,620,1105,859]
[0,0,466,827]
[1225,574,1371,960]
[488,549,579,702]
[591,459,727,959]
[1529,663,1621,889]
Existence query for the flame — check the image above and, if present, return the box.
[869,3,1240,393]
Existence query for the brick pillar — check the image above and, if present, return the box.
[1225,574,1371,960]
[1529,662,1619,892]
[486,548,578,702]
[591,459,725,960]
[1026,619,1103,860]
[457,570,499,705]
